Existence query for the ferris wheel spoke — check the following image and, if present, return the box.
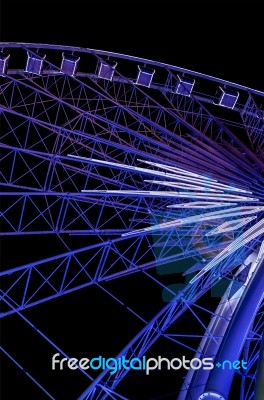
[1,43,263,399]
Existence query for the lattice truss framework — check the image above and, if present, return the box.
[0,44,264,400]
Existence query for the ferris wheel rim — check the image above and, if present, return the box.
[1,41,264,97]
[0,41,263,400]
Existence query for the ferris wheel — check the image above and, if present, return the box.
[0,43,263,400]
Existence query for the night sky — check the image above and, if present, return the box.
[1,1,263,399]
[1,1,264,90]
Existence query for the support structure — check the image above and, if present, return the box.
[0,43,263,399]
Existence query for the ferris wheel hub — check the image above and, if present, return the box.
[198,392,225,400]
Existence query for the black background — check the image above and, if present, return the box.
[1,0,264,91]
[0,1,263,399]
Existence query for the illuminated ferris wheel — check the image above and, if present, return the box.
[0,43,263,400]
